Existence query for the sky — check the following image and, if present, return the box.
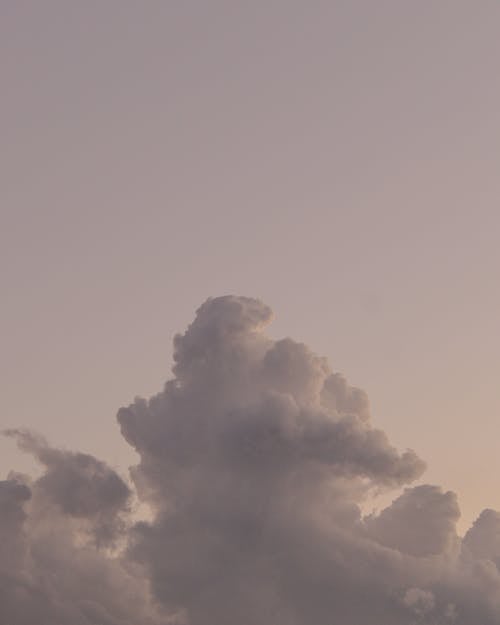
[1,3,500,622]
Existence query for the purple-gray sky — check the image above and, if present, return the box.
[1,0,500,556]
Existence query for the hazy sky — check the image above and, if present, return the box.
[2,0,500,540]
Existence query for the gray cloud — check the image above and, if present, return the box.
[5,429,131,546]
[364,484,461,557]
[3,295,500,624]
[0,436,165,625]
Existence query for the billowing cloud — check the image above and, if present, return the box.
[3,295,500,624]
[364,484,460,557]
[4,429,131,546]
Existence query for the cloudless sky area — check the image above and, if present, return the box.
[2,1,499,533]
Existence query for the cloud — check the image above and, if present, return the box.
[0,434,165,625]
[464,509,500,565]
[4,429,131,547]
[402,588,436,617]
[364,484,460,557]
[3,295,500,624]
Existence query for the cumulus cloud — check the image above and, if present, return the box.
[364,484,460,557]
[3,295,500,624]
[4,429,131,546]
[402,588,436,617]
